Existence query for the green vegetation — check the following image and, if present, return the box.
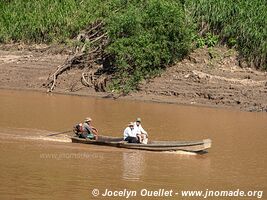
[186,0,267,69]
[0,0,103,43]
[0,0,191,93]
[0,0,266,92]
[106,0,191,92]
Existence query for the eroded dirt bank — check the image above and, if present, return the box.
[0,44,266,112]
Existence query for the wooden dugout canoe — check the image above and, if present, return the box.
[71,135,212,153]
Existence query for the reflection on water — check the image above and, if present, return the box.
[122,152,145,181]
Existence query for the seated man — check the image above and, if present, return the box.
[83,117,98,140]
[123,122,138,143]
[74,117,98,140]
[134,118,148,144]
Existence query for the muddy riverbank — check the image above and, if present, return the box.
[0,44,266,112]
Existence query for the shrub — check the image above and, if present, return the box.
[106,0,191,92]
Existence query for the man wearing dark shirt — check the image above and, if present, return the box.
[81,117,98,140]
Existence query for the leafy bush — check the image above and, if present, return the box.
[106,0,191,92]
[195,33,219,48]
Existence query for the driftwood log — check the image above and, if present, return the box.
[44,20,110,92]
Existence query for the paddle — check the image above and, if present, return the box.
[46,130,73,137]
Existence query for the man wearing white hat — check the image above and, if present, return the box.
[123,122,138,143]
[134,117,148,144]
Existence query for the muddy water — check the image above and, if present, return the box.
[0,89,266,200]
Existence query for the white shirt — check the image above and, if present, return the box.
[133,122,147,135]
[123,127,136,139]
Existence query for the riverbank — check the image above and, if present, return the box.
[0,44,266,112]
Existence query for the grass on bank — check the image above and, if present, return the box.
[0,0,103,43]
[186,0,267,69]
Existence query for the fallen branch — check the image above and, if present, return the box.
[90,33,108,44]
[44,20,110,92]
[86,21,104,34]
[45,52,84,92]
[81,72,91,87]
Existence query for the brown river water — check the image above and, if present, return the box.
[0,89,266,200]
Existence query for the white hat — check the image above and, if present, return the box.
[128,122,134,127]
[85,117,92,122]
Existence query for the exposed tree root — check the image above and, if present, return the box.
[81,72,92,87]
[44,20,110,92]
